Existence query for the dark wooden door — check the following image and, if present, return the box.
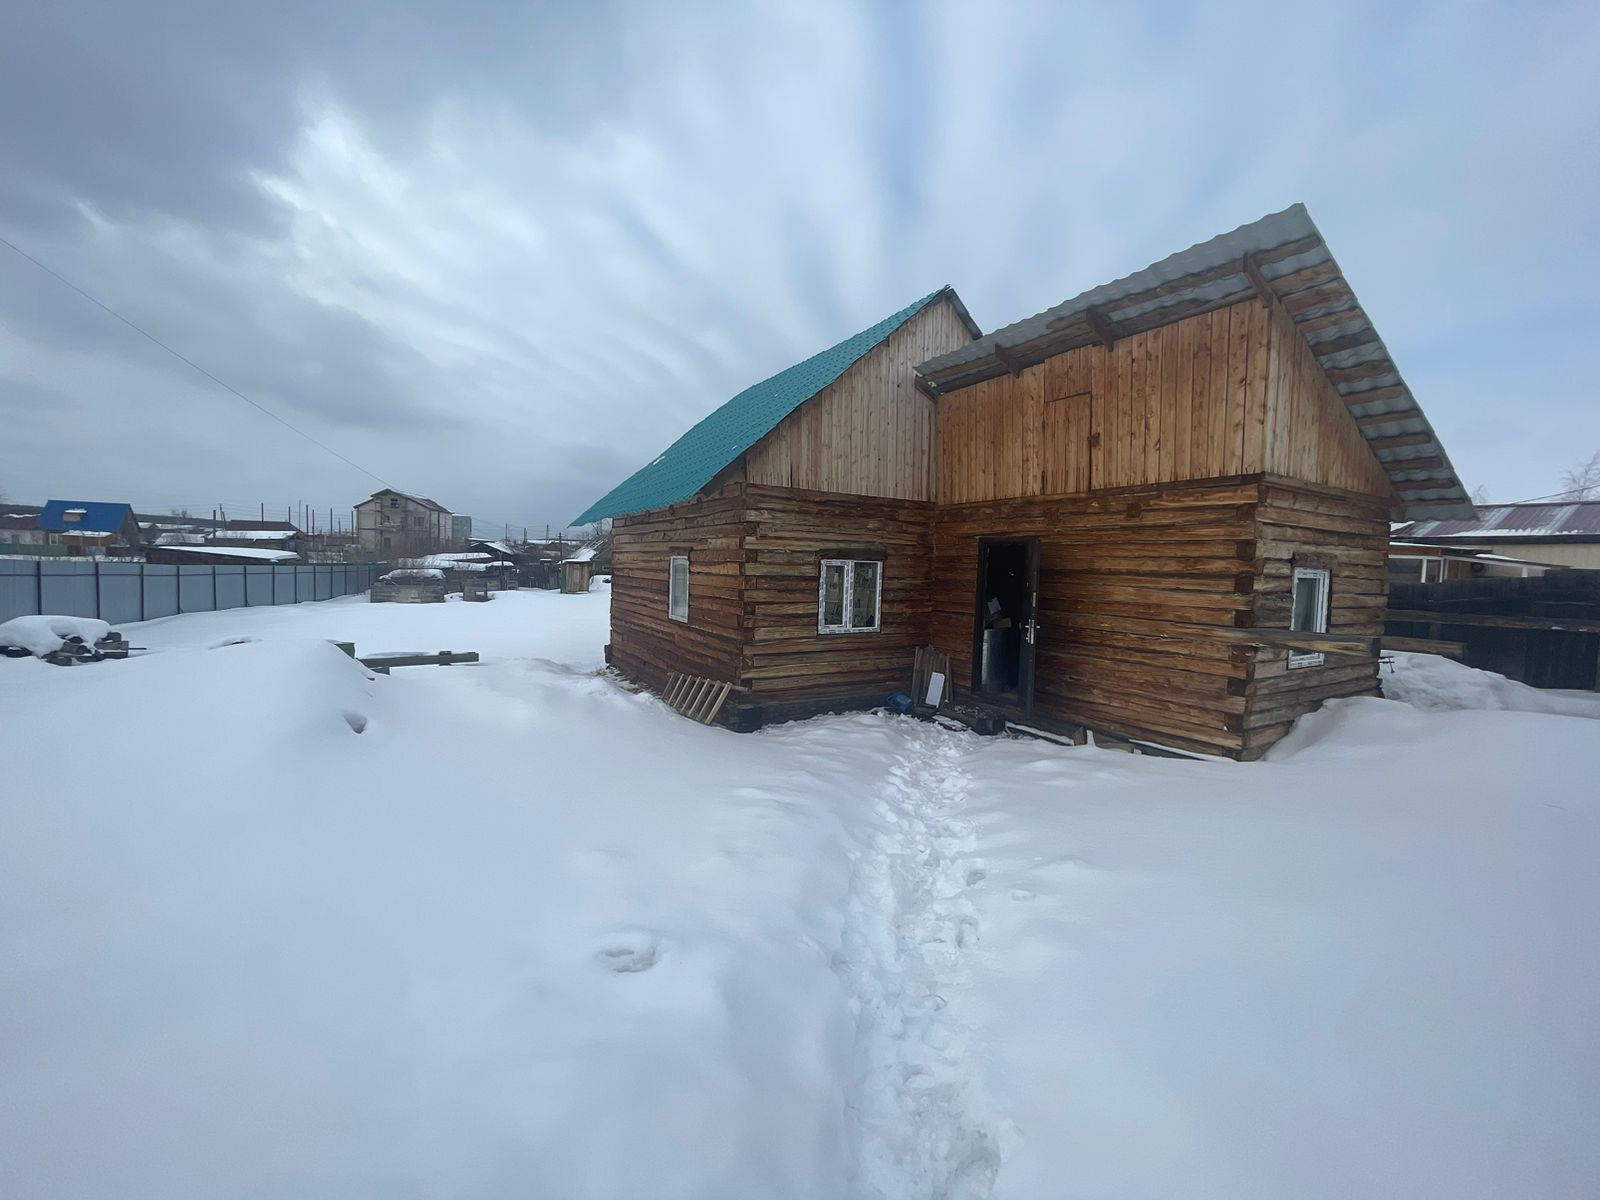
[973,537,1042,716]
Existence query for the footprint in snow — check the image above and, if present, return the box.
[594,931,662,974]
[1011,888,1037,902]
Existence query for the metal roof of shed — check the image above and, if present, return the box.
[1393,501,1600,542]
[915,204,1474,519]
[573,288,976,525]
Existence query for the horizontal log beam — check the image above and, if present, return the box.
[1381,636,1465,658]
[1387,610,1600,635]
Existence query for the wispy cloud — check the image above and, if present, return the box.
[1,0,1596,525]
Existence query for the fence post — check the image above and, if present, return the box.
[94,560,101,619]
[140,565,146,622]
[211,565,218,612]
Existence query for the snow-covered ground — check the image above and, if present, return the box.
[2,589,1597,1199]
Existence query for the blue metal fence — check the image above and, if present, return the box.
[0,559,385,625]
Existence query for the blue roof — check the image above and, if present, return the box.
[573,289,966,525]
[36,500,135,533]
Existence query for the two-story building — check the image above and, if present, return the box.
[355,490,454,558]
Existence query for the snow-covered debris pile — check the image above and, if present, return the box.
[1383,651,1600,718]
[0,614,112,656]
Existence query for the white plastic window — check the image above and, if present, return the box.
[818,559,881,633]
[1288,567,1331,668]
[668,555,689,622]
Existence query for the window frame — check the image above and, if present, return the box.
[668,555,689,623]
[1287,566,1331,669]
[817,558,883,634]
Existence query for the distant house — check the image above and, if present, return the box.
[210,520,302,555]
[36,501,143,556]
[1388,542,1552,583]
[577,205,1473,759]
[1392,502,1600,572]
[355,490,453,558]
[0,512,49,551]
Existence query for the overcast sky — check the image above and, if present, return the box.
[2,2,1596,532]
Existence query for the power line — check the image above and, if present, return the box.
[0,232,395,490]
[1500,485,1599,506]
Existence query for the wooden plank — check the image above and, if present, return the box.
[1381,636,1465,658]
[1242,301,1269,472]
[1386,610,1600,635]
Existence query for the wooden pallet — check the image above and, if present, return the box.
[910,645,952,714]
[662,672,734,725]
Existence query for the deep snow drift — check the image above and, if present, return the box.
[2,591,1596,1199]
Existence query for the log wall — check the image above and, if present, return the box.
[745,297,974,501]
[933,477,1262,757]
[1241,478,1389,757]
[738,484,934,721]
[609,484,747,689]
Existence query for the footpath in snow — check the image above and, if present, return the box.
[839,724,998,1199]
[3,588,1598,1199]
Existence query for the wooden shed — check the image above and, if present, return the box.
[575,206,1473,759]
[560,547,597,594]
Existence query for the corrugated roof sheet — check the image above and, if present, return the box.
[573,288,970,525]
[36,500,134,534]
[915,204,1474,520]
[1393,501,1600,540]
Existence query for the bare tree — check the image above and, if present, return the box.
[1469,484,1490,507]
[1559,450,1600,501]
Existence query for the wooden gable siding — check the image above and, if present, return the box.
[1241,479,1389,757]
[1262,303,1396,498]
[608,484,747,689]
[737,484,934,721]
[936,301,1272,504]
[933,477,1263,757]
[744,297,974,501]
[935,299,1395,505]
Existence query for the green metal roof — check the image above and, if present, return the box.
[573,288,966,525]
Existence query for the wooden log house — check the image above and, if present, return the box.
[575,206,1474,758]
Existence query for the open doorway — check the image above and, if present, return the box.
[973,538,1040,711]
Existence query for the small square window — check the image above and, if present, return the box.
[819,559,881,633]
[1288,567,1331,668]
[668,555,689,622]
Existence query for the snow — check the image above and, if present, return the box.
[210,530,295,541]
[0,614,112,654]
[3,603,1597,1199]
[1381,650,1600,717]
[152,544,299,562]
[563,545,599,563]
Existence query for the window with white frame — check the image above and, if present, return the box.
[818,559,882,633]
[668,555,689,622]
[1288,567,1331,668]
